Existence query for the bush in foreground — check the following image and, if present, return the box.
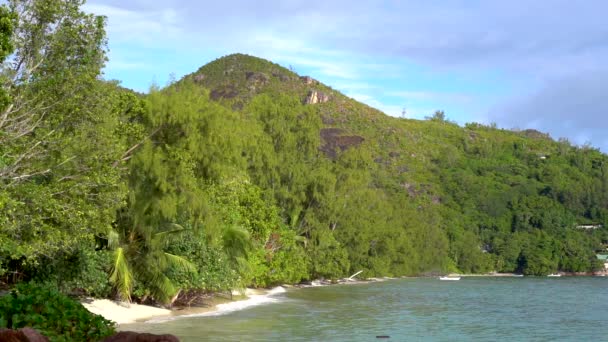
[0,283,116,341]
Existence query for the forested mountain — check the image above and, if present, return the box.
[178,53,608,277]
[1,0,607,306]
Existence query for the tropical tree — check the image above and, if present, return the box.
[0,0,132,278]
[109,217,196,304]
[108,80,241,303]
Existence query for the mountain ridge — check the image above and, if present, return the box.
[139,52,608,278]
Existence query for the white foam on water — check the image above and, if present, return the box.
[146,286,287,323]
[266,286,287,295]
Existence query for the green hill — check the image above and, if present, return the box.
[173,53,608,277]
[4,49,607,304]
[3,1,606,334]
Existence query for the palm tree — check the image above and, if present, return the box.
[108,218,195,304]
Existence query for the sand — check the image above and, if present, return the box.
[81,289,257,325]
[82,282,374,325]
[81,299,172,324]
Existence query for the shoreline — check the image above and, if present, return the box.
[81,299,173,325]
[83,277,389,325]
[83,272,607,324]
[81,287,289,325]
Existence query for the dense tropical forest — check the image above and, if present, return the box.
[2,0,608,308]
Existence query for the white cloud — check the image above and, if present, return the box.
[346,92,431,119]
[492,70,608,151]
[107,60,148,70]
[387,91,472,104]
[86,0,608,152]
[84,3,182,46]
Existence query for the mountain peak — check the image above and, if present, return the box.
[184,53,346,112]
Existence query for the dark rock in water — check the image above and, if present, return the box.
[103,331,180,342]
[0,328,49,342]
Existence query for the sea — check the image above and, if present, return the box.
[122,277,608,341]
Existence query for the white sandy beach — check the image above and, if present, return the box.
[81,299,172,324]
[81,288,272,325]
[82,280,377,325]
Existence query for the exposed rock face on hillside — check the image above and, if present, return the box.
[520,129,551,139]
[304,90,330,104]
[245,71,269,85]
[319,128,364,159]
[300,76,318,85]
[273,72,291,82]
[210,85,238,100]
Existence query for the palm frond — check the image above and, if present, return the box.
[223,225,251,261]
[294,235,308,247]
[151,223,189,247]
[139,266,177,304]
[109,247,133,302]
[163,252,197,274]
[107,228,121,250]
[289,206,302,229]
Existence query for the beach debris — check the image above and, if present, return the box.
[348,270,364,281]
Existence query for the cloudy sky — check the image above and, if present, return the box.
[85,0,608,152]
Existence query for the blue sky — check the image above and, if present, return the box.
[85,0,608,151]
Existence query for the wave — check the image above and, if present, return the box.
[146,286,287,323]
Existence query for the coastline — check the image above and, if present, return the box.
[81,287,284,325]
[81,299,173,325]
[83,277,391,325]
[82,272,607,325]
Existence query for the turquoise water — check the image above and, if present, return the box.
[123,277,608,341]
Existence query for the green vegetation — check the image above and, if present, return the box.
[2,3,608,334]
[0,283,115,341]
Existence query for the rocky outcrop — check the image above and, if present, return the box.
[245,71,269,92]
[0,328,181,342]
[209,85,239,101]
[0,328,49,342]
[319,128,364,159]
[245,71,269,85]
[520,129,550,139]
[304,90,329,104]
[272,72,291,82]
[300,76,318,85]
[103,331,180,342]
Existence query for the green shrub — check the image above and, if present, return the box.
[167,234,240,292]
[249,227,310,287]
[0,283,116,341]
[26,249,113,298]
[60,249,113,298]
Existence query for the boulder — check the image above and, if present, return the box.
[272,72,291,82]
[0,328,49,342]
[304,90,329,104]
[103,331,180,342]
[245,71,269,85]
[300,76,318,85]
[319,128,364,159]
[209,85,239,100]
